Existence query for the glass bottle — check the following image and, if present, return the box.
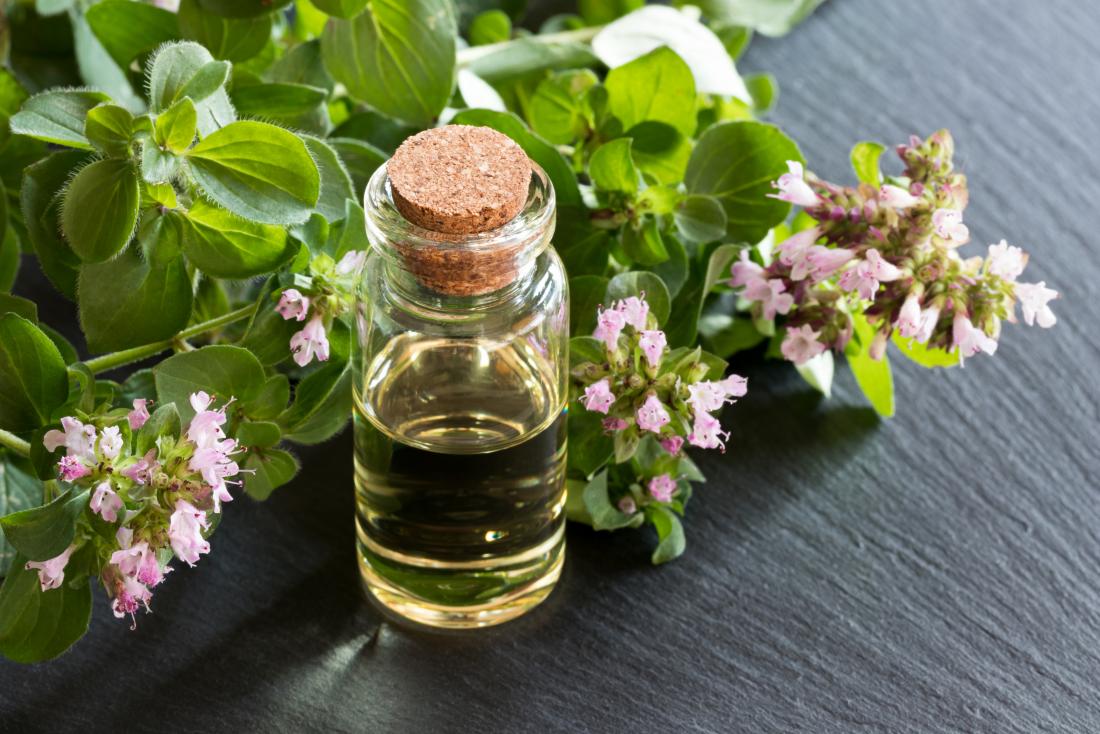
[353,143,568,629]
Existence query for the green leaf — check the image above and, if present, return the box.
[794,350,834,397]
[61,158,140,264]
[466,37,597,86]
[181,199,295,278]
[71,10,141,112]
[140,140,180,185]
[0,489,88,562]
[329,137,387,197]
[135,403,181,456]
[84,103,134,158]
[450,109,582,207]
[230,82,330,134]
[178,0,272,62]
[0,69,28,153]
[579,0,643,24]
[588,138,638,195]
[330,110,416,153]
[279,323,352,444]
[21,151,90,299]
[605,271,671,326]
[155,97,197,154]
[236,420,281,448]
[604,46,696,138]
[321,0,457,126]
[648,504,685,564]
[528,69,597,145]
[850,140,885,187]
[0,230,19,293]
[154,345,267,423]
[178,61,232,106]
[569,336,607,368]
[621,217,668,266]
[891,332,960,368]
[145,42,236,136]
[647,231,689,299]
[195,0,292,18]
[567,406,613,477]
[570,276,610,335]
[269,39,334,92]
[0,315,69,434]
[664,243,741,347]
[745,72,778,113]
[0,553,92,663]
[685,120,802,244]
[9,89,110,151]
[186,120,321,225]
[583,471,642,530]
[313,0,370,18]
[468,9,511,45]
[300,135,355,222]
[251,374,290,421]
[623,121,691,185]
[847,347,894,417]
[239,281,301,366]
[242,449,299,500]
[78,247,193,353]
[0,454,44,576]
[85,0,180,68]
[674,195,727,244]
[695,0,826,36]
[0,294,38,322]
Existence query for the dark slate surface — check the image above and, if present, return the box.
[4,0,1100,731]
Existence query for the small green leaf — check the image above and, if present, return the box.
[300,135,355,222]
[181,199,295,278]
[583,471,642,530]
[528,69,597,145]
[569,336,607,368]
[250,374,290,421]
[195,0,292,18]
[589,138,638,195]
[604,46,696,138]
[186,120,321,225]
[84,103,134,158]
[230,82,330,133]
[10,89,110,151]
[621,217,668,267]
[891,332,960,368]
[329,137,387,197]
[851,141,886,187]
[468,9,511,45]
[0,315,69,434]
[0,489,88,562]
[236,420,281,448]
[85,0,179,68]
[178,61,232,105]
[605,271,671,325]
[0,294,36,322]
[278,325,352,444]
[21,151,90,298]
[648,504,685,564]
[0,230,19,293]
[140,140,181,184]
[0,454,43,576]
[321,0,457,126]
[178,0,272,62]
[242,449,299,500]
[625,121,691,185]
[570,276,610,335]
[155,97,198,154]
[567,406,613,477]
[0,553,92,663]
[745,72,778,113]
[269,39,334,93]
[312,0,370,18]
[846,314,894,417]
[78,247,193,353]
[145,42,236,136]
[135,403,181,456]
[155,345,267,423]
[61,158,141,263]
[674,195,727,244]
[647,231,689,299]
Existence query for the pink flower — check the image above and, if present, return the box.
[127,399,150,430]
[111,539,166,588]
[189,438,241,512]
[687,382,730,413]
[615,296,649,330]
[98,425,122,461]
[190,390,214,413]
[986,240,1027,281]
[121,449,159,485]
[837,248,901,300]
[894,293,923,338]
[932,208,969,245]
[879,184,921,208]
[647,474,677,503]
[718,374,748,398]
[276,288,311,322]
[768,160,819,208]
[187,401,227,449]
[617,496,637,514]
[915,304,941,343]
[581,378,616,415]
[805,246,855,281]
[90,480,123,523]
[335,250,367,276]
[660,436,684,455]
[290,315,330,367]
[169,499,211,566]
[730,249,764,288]
[777,227,820,279]
[687,411,729,451]
[638,330,667,368]
[635,395,671,434]
[868,330,889,361]
[1015,281,1058,328]
[25,544,75,592]
[111,574,152,621]
[780,324,827,365]
[58,455,90,482]
[952,313,998,363]
[593,306,627,351]
[743,278,794,320]
[602,417,628,432]
[42,416,97,461]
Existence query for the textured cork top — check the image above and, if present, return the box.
[388,125,532,235]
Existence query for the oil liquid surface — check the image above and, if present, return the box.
[354,335,566,627]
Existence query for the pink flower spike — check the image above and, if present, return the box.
[635,395,671,434]
[729,249,764,288]
[615,296,649,331]
[638,330,667,368]
[335,250,367,276]
[687,411,729,451]
[864,248,902,282]
[986,240,1027,281]
[290,315,331,367]
[90,480,123,523]
[42,416,97,461]
[952,313,998,363]
[660,436,684,455]
[98,425,123,461]
[932,208,970,245]
[806,246,855,281]
[593,306,627,351]
[25,544,75,592]
[777,227,820,277]
[717,374,748,399]
[894,293,923,339]
[57,455,90,482]
[780,324,827,365]
[617,496,637,515]
[879,184,921,209]
[1015,281,1058,328]
[127,399,150,430]
[768,160,819,208]
[647,474,677,503]
[169,499,211,567]
[276,288,311,322]
[743,278,795,320]
[121,449,159,485]
[111,541,166,588]
[581,378,616,415]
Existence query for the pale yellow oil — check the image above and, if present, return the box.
[354,334,566,628]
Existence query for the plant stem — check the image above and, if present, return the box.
[84,304,254,375]
[456,26,602,67]
[0,428,31,458]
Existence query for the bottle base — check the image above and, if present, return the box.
[357,534,565,630]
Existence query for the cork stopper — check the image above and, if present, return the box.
[388,125,532,235]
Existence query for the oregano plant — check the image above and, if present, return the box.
[0,0,1056,662]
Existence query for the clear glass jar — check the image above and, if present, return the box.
[353,161,568,628]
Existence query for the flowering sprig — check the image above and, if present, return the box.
[25,392,243,627]
[734,131,1058,408]
[275,250,367,367]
